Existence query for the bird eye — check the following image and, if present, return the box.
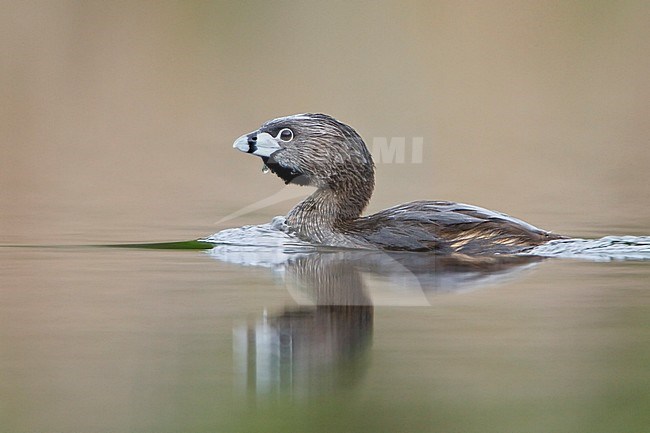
[278,128,294,142]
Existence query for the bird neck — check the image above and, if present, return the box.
[286,171,374,245]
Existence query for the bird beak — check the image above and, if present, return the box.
[233,131,281,158]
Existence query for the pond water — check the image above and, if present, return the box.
[2,219,649,432]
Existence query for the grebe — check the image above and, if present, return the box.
[233,113,564,254]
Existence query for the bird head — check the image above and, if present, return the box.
[233,113,374,190]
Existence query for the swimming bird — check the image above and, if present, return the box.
[233,113,564,254]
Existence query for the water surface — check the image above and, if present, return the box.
[2,230,649,432]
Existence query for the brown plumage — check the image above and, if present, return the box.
[232,113,565,254]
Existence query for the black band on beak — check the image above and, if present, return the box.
[246,133,257,153]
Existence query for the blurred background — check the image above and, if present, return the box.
[2,0,649,245]
[2,3,650,433]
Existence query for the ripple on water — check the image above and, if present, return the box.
[204,218,650,262]
[201,217,316,267]
[528,236,650,261]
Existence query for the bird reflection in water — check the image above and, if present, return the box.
[208,247,542,397]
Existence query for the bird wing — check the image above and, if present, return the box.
[348,201,562,253]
